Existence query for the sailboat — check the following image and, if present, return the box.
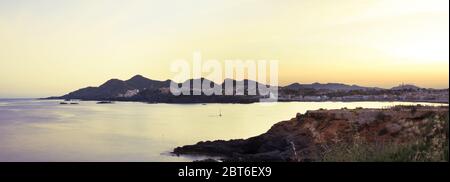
[219,109,222,117]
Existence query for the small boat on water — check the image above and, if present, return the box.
[59,102,68,105]
[97,101,114,104]
[69,102,79,105]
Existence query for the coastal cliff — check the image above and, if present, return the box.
[174,105,449,162]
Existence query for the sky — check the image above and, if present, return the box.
[0,0,449,98]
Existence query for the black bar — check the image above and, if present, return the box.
[0,162,448,180]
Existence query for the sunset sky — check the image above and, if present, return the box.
[0,0,448,98]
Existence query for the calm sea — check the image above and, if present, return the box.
[0,99,445,162]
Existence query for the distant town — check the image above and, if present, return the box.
[278,83,449,103]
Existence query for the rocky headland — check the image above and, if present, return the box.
[174,105,449,162]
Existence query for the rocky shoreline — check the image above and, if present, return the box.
[173,105,449,162]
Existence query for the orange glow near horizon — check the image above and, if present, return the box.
[0,0,448,97]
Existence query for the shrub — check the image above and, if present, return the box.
[319,116,448,162]
[375,112,390,121]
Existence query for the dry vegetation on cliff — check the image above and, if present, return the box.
[320,114,448,162]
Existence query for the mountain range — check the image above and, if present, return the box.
[48,75,426,103]
[285,82,383,91]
